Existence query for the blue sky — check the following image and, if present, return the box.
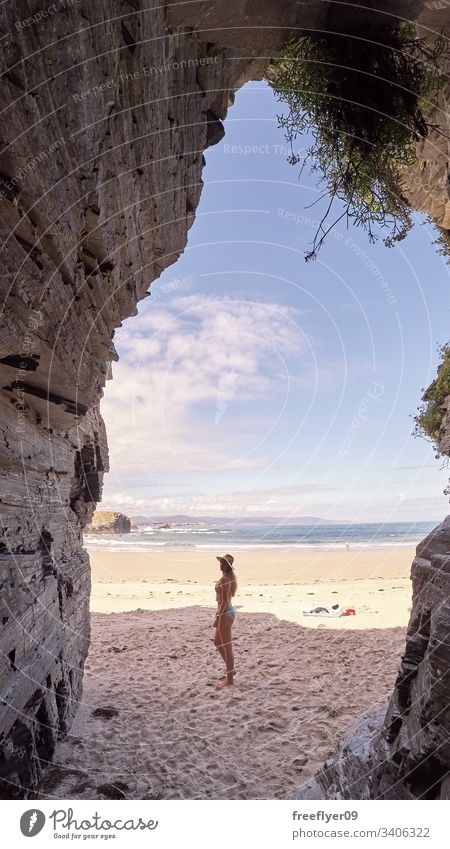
[98,82,450,522]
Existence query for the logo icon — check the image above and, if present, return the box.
[20,810,46,837]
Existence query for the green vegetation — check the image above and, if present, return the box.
[268,23,447,260]
[432,224,450,260]
[414,344,450,452]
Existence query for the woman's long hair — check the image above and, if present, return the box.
[222,562,237,597]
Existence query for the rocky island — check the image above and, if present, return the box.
[84,512,131,535]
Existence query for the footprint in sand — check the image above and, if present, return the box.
[292,755,308,770]
[260,719,286,732]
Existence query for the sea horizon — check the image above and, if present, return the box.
[83,518,439,553]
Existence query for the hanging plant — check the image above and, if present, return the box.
[268,23,448,260]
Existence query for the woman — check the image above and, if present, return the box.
[213,553,237,688]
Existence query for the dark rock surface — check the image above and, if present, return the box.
[295,705,389,800]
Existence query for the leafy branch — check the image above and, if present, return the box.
[267,23,448,260]
[414,343,450,456]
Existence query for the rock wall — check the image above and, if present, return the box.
[401,4,450,228]
[0,0,449,799]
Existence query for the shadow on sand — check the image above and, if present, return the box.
[39,606,406,800]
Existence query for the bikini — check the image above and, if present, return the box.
[215,580,236,621]
[220,606,236,620]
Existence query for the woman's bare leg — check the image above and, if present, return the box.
[214,625,226,665]
[216,616,234,687]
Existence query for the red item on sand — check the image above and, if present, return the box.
[344,608,356,615]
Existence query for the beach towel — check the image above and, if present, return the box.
[302,606,356,617]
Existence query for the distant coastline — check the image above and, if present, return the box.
[128,513,340,526]
[84,518,439,553]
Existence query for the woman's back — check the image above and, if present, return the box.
[218,574,237,603]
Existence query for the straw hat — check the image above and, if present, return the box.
[216,553,234,569]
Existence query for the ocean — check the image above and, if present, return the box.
[84,519,439,552]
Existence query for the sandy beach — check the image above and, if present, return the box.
[44,546,414,800]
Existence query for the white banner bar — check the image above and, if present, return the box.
[1,799,448,848]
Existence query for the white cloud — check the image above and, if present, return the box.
[97,482,449,523]
[101,295,309,475]
[396,492,446,506]
[98,482,339,517]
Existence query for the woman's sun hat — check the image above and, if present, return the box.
[216,553,234,569]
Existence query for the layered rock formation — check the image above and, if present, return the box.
[85,511,131,534]
[0,0,449,799]
[400,3,450,228]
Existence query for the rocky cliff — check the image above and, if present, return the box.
[0,0,449,799]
